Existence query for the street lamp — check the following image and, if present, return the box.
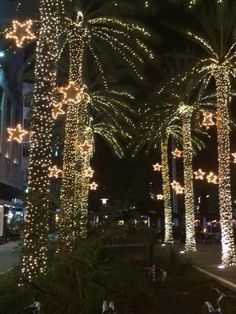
[0,51,5,58]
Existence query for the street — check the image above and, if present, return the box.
[0,242,20,274]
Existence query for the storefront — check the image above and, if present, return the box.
[0,199,24,243]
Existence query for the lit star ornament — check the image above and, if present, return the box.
[175,185,185,195]
[194,169,206,180]
[170,181,179,189]
[52,103,65,119]
[59,81,84,105]
[7,124,28,143]
[232,153,236,164]
[171,148,183,158]
[206,172,218,184]
[5,20,36,48]
[79,141,93,155]
[153,163,162,172]
[90,182,98,191]
[202,112,215,130]
[49,166,62,178]
[84,166,94,178]
[156,194,164,200]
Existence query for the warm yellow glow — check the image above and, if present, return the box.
[171,148,183,158]
[52,103,65,119]
[194,168,206,180]
[231,153,236,163]
[156,194,164,200]
[90,181,98,190]
[78,140,93,155]
[153,162,162,171]
[7,124,28,143]
[5,19,36,48]
[202,112,215,130]
[83,166,94,178]
[49,165,62,178]
[206,171,218,184]
[59,81,84,105]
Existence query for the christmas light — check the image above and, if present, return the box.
[194,168,206,180]
[78,141,93,155]
[187,9,236,265]
[21,0,64,282]
[83,166,94,178]
[52,103,65,119]
[49,165,62,178]
[171,148,183,158]
[7,124,28,143]
[180,103,196,252]
[59,81,84,105]
[170,180,179,189]
[153,162,162,172]
[5,19,36,48]
[206,172,218,184]
[202,112,215,130]
[156,194,164,200]
[231,153,236,163]
[175,185,185,195]
[90,182,98,191]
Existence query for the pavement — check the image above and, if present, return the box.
[176,243,236,293]
[0,241,20,274]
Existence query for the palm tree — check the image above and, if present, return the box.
[186,0,236,265]
[137,69,209,250]
[58,1,152,246]
[19,0,65,281]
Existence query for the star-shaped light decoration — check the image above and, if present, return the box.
[49,166,62,178]
[7,124,28,143]
[194,169,206,180]
[153,163,162,172]
[90,181,98,191]
[59,81,84,105]
[202,112,215,130]
[5,20,36,48]
[156,194,164,200]
[171,148,183,158]
[170,180,179,189]
[232,153,236,164]
[52,103,65,119]
[175,185,185,195]
[206,172,218,184]
[84,166,94,178]
[79,141,93,155]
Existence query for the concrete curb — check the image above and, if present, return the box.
[194,266,236,293]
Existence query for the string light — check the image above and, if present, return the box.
[90,182,98,191]
[156,194,164,200]
[83,166,94,178]
[170,180,179,189]
[179,103,196,252]
[21,0,64,282]
[52,103,65,119]
[59,81,84,105]
[206,172,218,184]
[202,112,215,130]
[78,141,93,155]
[231,153,236,163]
[175,185,185,195]
[187,14,236,266]
[171,148,183,158]
[194,168,206,180]
[7,124,28,143]
[49,165,62,178]
[5,19,36,48]
[153,162,162,171]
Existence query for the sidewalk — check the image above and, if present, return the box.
[177,244,236,293]
[0,242,20,274]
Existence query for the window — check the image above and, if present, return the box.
[23,146,29,157]
[24,119,30,130]
[24,99,31,108]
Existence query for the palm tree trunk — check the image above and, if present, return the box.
[21,0,62,281]
[181,106,196,251]
[215,70,236,266]
[161,138,173,243]
[60,21,89,247]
